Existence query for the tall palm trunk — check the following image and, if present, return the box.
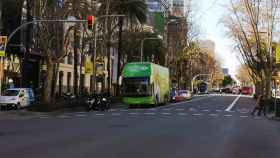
[73,25,79,96]
[79,30,86,95]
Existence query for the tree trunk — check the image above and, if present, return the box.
[116,17,124,96]
[264,71,272,99]
[51,63,60,98]
[79,55,83,95]
[42,56,54,104]
[73,26,79,96]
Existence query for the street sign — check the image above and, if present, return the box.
[85,58,93,74]
[276,45,280,64]
[0,36,7,57]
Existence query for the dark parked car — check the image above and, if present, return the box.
[221,88,232,93]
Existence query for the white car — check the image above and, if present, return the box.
[0,88,35,109]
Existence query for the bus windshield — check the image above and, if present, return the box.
[122,77,152,97]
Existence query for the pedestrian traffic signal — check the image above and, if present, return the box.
[87,16,95,30]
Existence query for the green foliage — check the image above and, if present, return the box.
[223,75,234,87]
[99,0,147,24]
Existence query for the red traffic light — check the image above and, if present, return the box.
[87,16,95,30]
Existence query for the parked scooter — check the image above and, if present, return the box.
[86,92,110,111]
[62,92,76,100]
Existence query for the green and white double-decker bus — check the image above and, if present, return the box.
[121,62,170,106]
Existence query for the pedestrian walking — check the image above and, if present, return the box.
[251,95,266,116]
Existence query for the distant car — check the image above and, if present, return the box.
[175,90,192,102]
[241,87,253,95]
[212,88,221,93]
[221,88,232,93]
[0,88,35,109]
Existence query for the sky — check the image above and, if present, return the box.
[193,0,240,76]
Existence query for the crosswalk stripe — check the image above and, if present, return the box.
[209,114,218,117]
[162,113,171,115]
[96,114,105,116]
[192,113,203,116]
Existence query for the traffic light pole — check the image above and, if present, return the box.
[93,23,97,93]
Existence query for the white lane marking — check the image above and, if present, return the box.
[95,113,105,116]
[162,113,171,115]
[75,112,86,114]
[196,94,253,98]
[110,109,117,112]
[192,113,203,116]
[189,108,197,111]
[178,113,188,116]
[227,111,235,113]
[144,113,156,115]
[203,109,210,112]
[75,114,86,117]
[128,113,138,115]
[175,108,185,111]
[225,95,241,112]
[224,115,232,117]
[209,114,218,117]
[57,115,71,118]
[112,113,121,116]
[240,116,249,118]
[120,109,129,112]
[163,108,172,111]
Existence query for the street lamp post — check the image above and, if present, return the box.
[140,36,163,62]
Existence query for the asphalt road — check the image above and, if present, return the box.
[1,94,280,158]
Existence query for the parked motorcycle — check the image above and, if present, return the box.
[86,93,110,111]
[62,92,75,100]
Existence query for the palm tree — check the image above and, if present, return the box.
[62,0,91,96]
